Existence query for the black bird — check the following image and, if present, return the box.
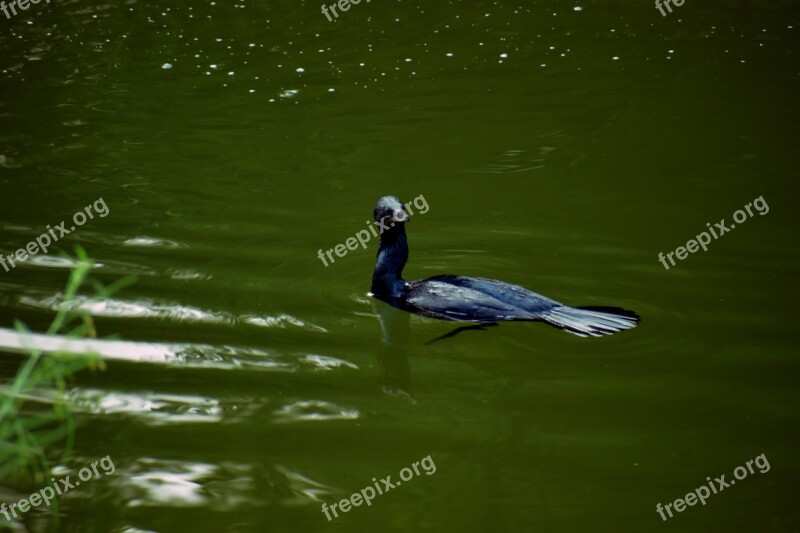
[369,196,639,338]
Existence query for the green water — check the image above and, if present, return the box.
[1,0,799,531]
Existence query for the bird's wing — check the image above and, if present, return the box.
[419,275,562,315]
[404,279,537,322]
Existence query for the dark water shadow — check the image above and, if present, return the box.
[371,298,414,403]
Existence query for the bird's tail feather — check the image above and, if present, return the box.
[539,305,640,337]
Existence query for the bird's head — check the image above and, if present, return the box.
[373,195,409,231]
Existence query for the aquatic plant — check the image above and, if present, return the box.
[0,246,133,484]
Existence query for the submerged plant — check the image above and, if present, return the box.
[0,246,133,486]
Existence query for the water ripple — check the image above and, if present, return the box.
[0,328,355,372]
[126,459,217,508]
[72,389,224,425]
[117,459,334,510]
[273,400,360,423]
[122,236,188,249]
[17,294,327,332]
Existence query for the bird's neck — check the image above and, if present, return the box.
[371,226,408,298]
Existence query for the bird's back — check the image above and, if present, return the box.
[403,275,562,323]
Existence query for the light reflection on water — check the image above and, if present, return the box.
[17,294,328,332]
[0,327,356,371]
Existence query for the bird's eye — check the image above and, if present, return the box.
[392,210,408,222]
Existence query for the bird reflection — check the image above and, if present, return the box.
[371,298,414,403]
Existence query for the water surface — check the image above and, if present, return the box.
[1,1,799,531]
